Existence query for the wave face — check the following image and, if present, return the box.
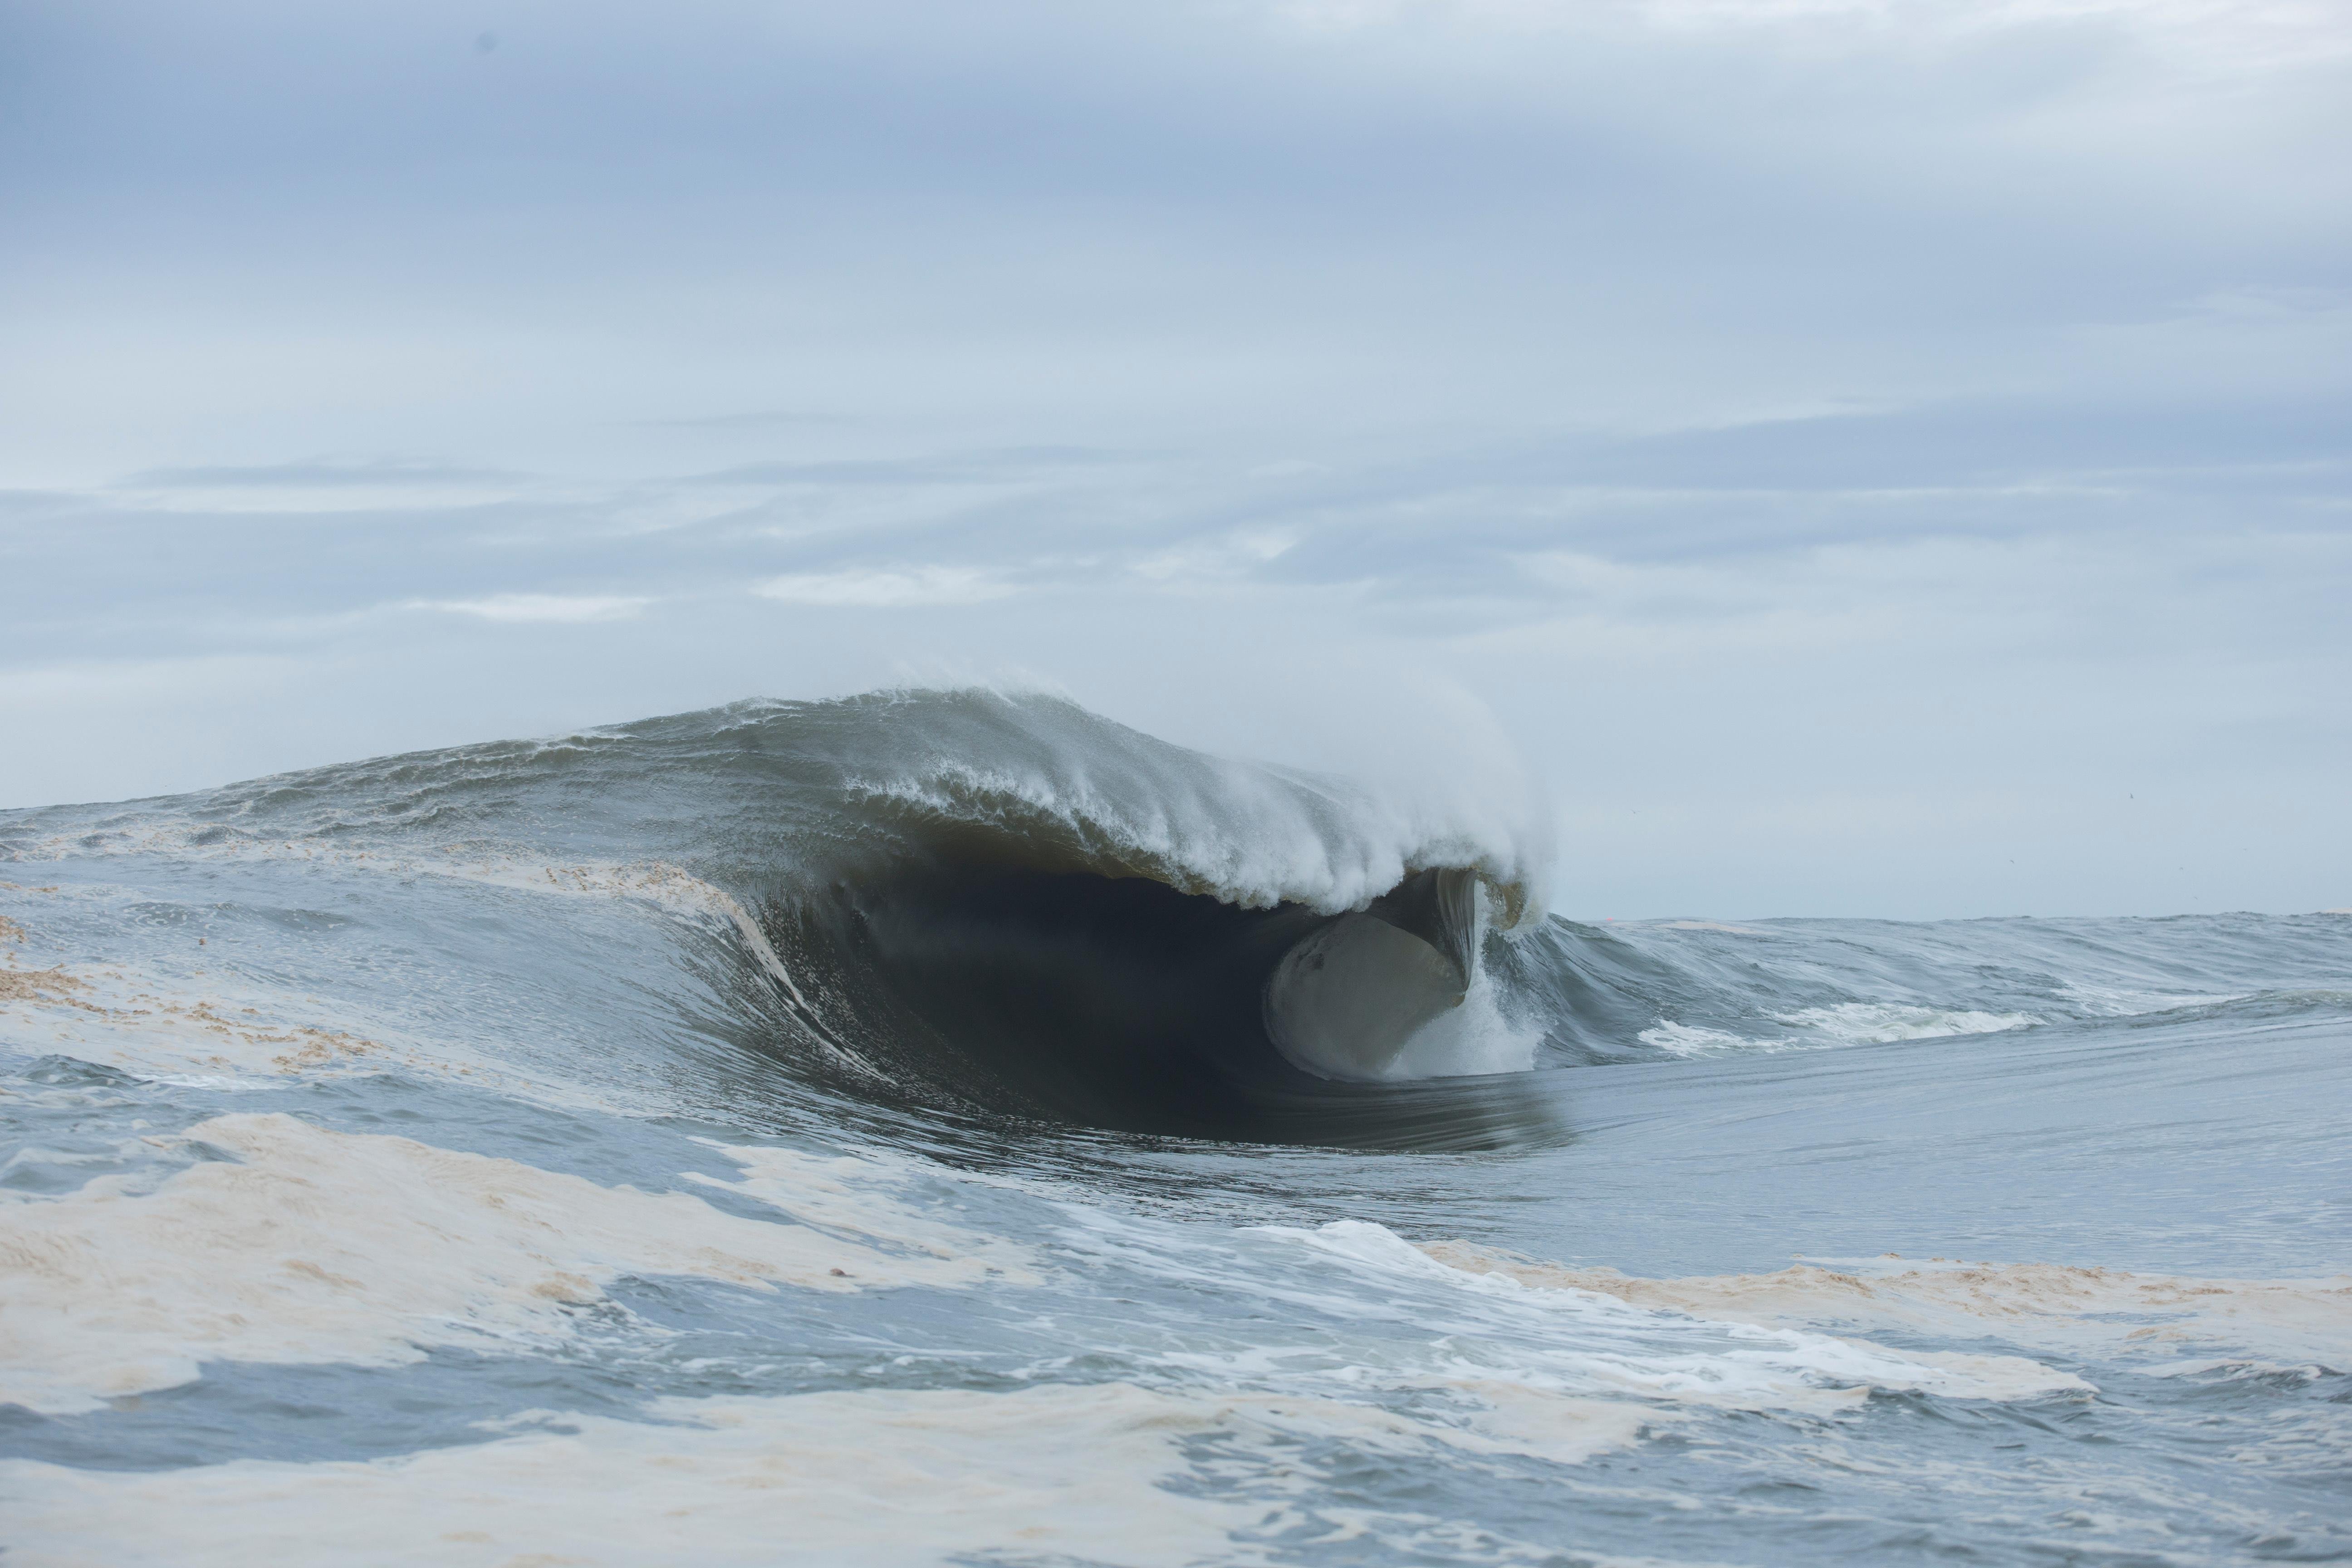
[498,689,1556,1143]
[5,691,2351,1567]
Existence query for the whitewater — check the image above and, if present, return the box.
[2,689,2346,1566]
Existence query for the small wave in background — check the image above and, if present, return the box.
[3,690,2347,1566]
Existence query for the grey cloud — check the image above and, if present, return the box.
[1526,400,2352,494]
[122,460,528,489]
[691,447,1137,488]
[634,411,860,431]
[2,0,2347,910]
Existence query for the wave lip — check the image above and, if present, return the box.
[827,689,1549,931]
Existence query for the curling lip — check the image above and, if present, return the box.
[692,691,1550,1138]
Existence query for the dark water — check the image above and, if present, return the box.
[2,691,2346,1565]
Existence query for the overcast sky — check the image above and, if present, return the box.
[3,0,2346,917]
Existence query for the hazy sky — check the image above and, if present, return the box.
[3,0,2347,917]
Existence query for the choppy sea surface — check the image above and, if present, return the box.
[3,690,2346,1566]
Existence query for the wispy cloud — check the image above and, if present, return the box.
[408,594,652,624]
[1281,0,2352,69]
[698,449,1128,489]
[752,568,1016,608]
[127,460,525,489]
[632,411,859,431]
[0,0,2344,910]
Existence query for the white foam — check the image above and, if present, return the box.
[1637,1020,1793,1056]
[1640,1003,2040,1057]
[1771,1002,2038,1045]
[0,1383,1263,1568]
[1429,1380,1654,1464]
[2057,981,2248,1017]
[1421,1242,2352,1369]
[0,1114,1030,1415]
[0,957,444,1086]
[1383,969,1541,1080]
[856,690,1551,930]
[1277,1221,2091,1407]
[684,1140,1035,1274]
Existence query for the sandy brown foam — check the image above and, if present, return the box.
[1420,1241,2352,1366]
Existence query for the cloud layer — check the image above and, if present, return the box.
[1,0,2344,915]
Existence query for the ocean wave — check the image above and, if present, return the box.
[0,690,1561,1142]
[8,694,2352,1566]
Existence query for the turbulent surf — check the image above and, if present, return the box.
[2,689,2347,1566]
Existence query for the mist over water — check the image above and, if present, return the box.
[3,691,2346,1564]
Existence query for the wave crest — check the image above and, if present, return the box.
[825,689,1544,929]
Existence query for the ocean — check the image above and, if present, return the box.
[3,688,2346,1565]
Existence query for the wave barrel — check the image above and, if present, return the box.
[1263,867,1485,1082]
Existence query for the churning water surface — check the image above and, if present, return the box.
[2,690,2347,1566]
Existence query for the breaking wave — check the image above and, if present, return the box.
[7,687,2352,1566]
[4,689,1561,1147]
[5,687,2344,1152]
[711,690,1554,1143]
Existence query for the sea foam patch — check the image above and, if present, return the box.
[1637,1019,1793,1055]
[0,1383,1265,1568]
[1639,1002,2038,1056]
[1265,1221,2089,1409]
[0,958,407,1085]
[1421,1242,2352,1369]
[686,1139,1039,1279]
[1771,1002,2038,1045]
[0,1113,1028,1414]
